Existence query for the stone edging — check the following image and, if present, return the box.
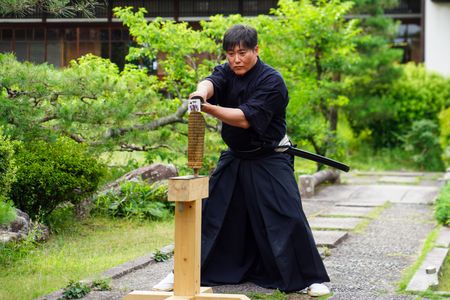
[406,227,449,292]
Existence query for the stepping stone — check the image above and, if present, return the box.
[312,230,348,248]
[319,206,373,218]
[378,176,419,184]
[348,185,408,202]
[336,201,385,207]
[308,217,362,230]
[398,186,440,204]
[406,247,449,292]
[435,227,450,248]
[307,185,357,201]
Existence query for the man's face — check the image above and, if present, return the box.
[225,44,259,76]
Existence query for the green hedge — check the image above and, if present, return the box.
[9,137,105,221]
[347,63,449,148]
[0,134,17,225]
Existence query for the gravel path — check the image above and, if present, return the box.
[40,172,443,300]
[325,203,434,300]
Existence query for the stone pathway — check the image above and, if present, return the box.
[40,171,446,300]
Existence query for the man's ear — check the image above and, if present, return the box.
[254,45,259,55]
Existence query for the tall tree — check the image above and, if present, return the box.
[344,0,404,147]
[256,0,361,162]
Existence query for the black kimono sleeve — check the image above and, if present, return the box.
[238,75,287,136]
[205,64,228,105]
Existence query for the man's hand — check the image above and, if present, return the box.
[189,80,214,102]
[189,91,207,103]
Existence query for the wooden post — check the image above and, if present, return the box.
[170,176,206,296]
[124,176,249,300]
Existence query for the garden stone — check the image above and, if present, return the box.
[0,208,49,243]
[101,163,179,193]
[0,208,30,236]
[9,215,29,233]
[0,231,22,243]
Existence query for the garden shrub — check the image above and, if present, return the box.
[401,119,445,171]
[435,183,450,226]
[0,134,17,197]
[347,63,449,148]
[61,281,91,299]
[94,181,173,220]
[439,107,450,167]
[9,137,106,221]
[0,133,18,225]
[0,200,16,225]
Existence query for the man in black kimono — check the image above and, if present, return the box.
[153,24,330,297]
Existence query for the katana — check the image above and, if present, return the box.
[280,146,350,172]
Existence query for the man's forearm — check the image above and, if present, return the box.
[191,80,250,129]
[201,103,249,129]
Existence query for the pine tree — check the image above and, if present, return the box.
[0,0,103,17]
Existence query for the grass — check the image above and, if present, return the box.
[436,253,450,292]
[398,227,440,292]
[434,183,450,226]
[345,146,419,172]
[0,214,174,300]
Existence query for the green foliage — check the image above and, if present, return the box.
[435,183,450,226]
[94,181,173,220]
[0,0,102,17]
[344,0,405,150]
[439,107,450,167]
[0,223,40,267]
[0,2,364,171]
[0,215,173,300]
[401,120,444,171]
[0,53,162,148]
[391,64,448,129]
[0,133,18,198]
[153,249,170,262]
[0,133,18,225]
[60,277,111,299]
[253,0,361,159]
[0,199,16,225]
[347,63,449,147]
[9,137,106,221]
[114,2,362,169]
[351,0,399,13]
[91,278,111,291]
[61,281,91,299]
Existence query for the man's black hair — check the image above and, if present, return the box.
[223,24,258,51]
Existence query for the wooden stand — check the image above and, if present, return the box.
[124,176,249,300]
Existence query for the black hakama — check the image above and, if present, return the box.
[201,150,330,292]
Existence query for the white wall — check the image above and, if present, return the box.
[425,0,450,77]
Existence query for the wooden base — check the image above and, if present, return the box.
[124,287,250,300]
[124,176,249,300]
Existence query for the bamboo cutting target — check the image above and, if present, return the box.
[187,109,205,176]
